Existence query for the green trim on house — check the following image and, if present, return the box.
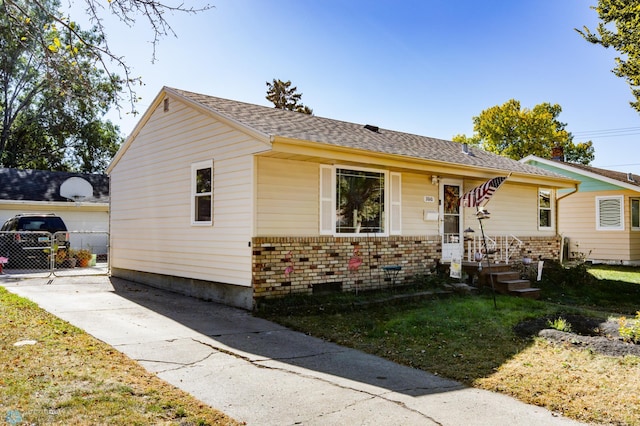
[527,160,623,193]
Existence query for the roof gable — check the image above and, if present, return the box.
[521,156,640,193]
[0,168,109,202]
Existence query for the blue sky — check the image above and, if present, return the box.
[77,0,640,174]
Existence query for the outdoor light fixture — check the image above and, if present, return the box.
[463,227,475,241]
[431,175,440,185]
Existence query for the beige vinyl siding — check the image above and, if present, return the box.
[559,190,638,261]
[109,96,268,286]
[255,157,319,236]
[461,181,551,236]
[401,172,439,235]
[256,164,444,237]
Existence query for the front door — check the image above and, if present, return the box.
[440,179,463,262]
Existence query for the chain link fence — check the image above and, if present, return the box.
[0,231,109,278]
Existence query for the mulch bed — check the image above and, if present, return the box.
[514,314,640,357]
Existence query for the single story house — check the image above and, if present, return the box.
[522,154,640,265]
[107,87,578,309]
[0,168,110,254]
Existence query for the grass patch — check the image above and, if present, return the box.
[0,287,239,425]
[257,264,640,425]
[529,262,640,314]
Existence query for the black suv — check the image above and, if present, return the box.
[0,214,70,268]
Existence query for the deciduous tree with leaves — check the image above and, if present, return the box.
[1,0,123,171]
[577,0,640,113]
[452,99,595,164]
[266,79,313,114]
[1,0,211,172]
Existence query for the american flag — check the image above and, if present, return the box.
[460,176,509,208]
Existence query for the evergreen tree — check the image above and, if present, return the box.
[266,79,313,114]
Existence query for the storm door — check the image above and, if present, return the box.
[440,180,463,262]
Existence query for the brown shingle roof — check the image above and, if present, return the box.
[169,87,567,179]
[558,162,640,188]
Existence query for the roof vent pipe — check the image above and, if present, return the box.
[462,143,469,154]
[628,173,636,183]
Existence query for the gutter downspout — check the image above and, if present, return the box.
[556,183,579,264]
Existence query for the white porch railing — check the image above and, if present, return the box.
[465,234,523,264]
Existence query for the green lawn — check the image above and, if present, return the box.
[257,263,640,425]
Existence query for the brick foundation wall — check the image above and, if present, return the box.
[251,235,561,301]
[252,236,441,300]
[518,236,562,262]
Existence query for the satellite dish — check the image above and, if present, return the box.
[60,177,93,201]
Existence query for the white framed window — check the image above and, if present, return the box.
[632,198,640,230]
[191,159,213,226]
[538,188,553,230]
[319,165,401,236]
[596,195,623,231]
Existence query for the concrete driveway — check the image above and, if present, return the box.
[1,275,584,425]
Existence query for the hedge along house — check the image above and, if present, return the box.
[522,153,640,265]
[107,87,578,309]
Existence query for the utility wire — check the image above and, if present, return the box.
[572,126,640,138]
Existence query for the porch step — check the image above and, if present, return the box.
[489,271,520,282]
[490,271,541,299]
[509,287,541,299]
[494,279,532,293]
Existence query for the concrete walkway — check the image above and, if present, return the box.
[1,275,584,425]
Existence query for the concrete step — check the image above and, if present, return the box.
[509,287,541,299]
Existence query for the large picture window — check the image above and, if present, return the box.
[320,166,400,236]
[538,189,552,229]
[596,195,623,231]
[191,160,213,225]
[336,168,384,234]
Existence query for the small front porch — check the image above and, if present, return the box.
[461,261,541,299]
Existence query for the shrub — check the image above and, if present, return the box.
[619,312,640,344]
[539,260,595,289]
[547,317,572,333]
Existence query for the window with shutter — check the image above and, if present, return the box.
[319,166,333,235]
[319,165,400,236]
[390,172,401,235]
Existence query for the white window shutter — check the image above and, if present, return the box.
[390,172,401,235]
[319,165,333,234]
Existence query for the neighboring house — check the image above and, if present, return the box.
[0,168,110,254]
[522,154,640,265]
[107,87,578,309]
